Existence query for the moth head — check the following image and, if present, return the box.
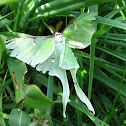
[54,32,62,43]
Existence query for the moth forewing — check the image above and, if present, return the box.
[30,38,55,67]
[6,37,55,67]
[63,12,96,49]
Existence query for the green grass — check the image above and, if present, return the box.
[0,0,126,125]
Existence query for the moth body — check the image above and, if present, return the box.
[54,32,62,43]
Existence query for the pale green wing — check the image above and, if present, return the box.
[63,12,96,49]
[70,69,95,114]
[6,37,55,67]
[36,39,70,118]
[59,39,79,69]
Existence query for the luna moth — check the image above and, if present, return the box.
[6,12,96,117]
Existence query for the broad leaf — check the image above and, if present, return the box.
[9,109,31,126]
[7,57,58,108]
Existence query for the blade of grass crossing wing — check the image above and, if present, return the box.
[106,67,126,123]
[13,0,25,31]
[88,5,98,100]
[88,39,97,99]
[96,45,126,61]
[95,16,126,30]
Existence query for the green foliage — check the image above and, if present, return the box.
[7,57,57,108]
[0,0,18,6]
[6,11,96,118]
[0,0,126,126]
[9,109,31,126]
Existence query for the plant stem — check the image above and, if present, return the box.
[88,5,98,100]
[46,76,54,115]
